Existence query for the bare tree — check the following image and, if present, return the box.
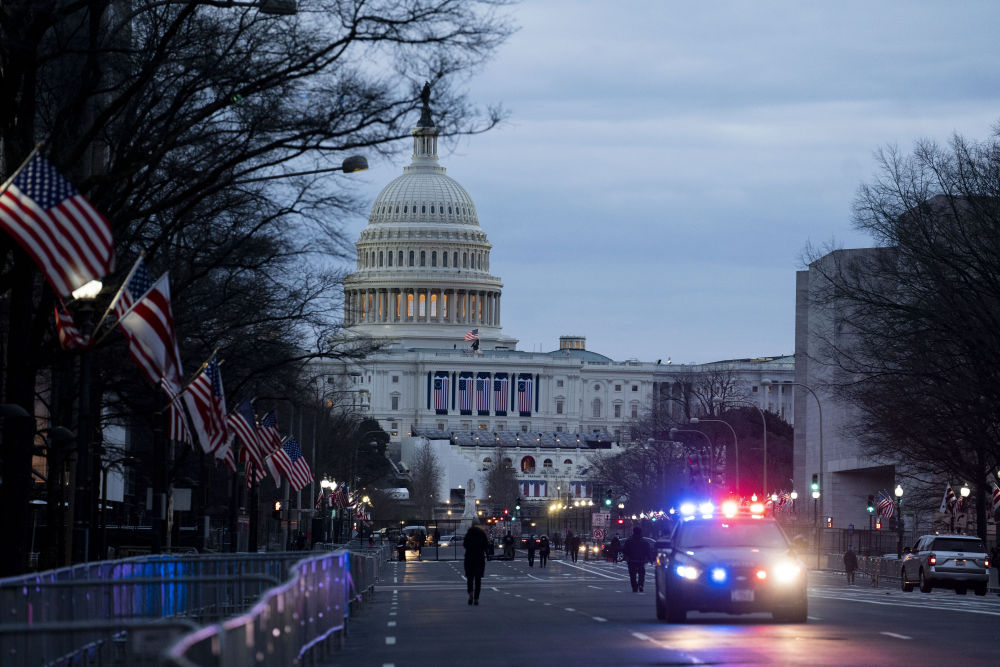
[0,0,514,574]
[408,442,442,522]
[483,445,518,513]
[804,129,1000,539]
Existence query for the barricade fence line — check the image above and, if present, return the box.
[0,544,392,666]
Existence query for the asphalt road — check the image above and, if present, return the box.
[323,555,1000,667]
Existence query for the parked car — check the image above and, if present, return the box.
[900,534,990,595]
[436,534,459,548]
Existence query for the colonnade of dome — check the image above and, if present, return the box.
[344,287,501,327]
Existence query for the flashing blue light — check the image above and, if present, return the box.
[711,567,727,583]
[698,501,714,516]
[679,502,696,516]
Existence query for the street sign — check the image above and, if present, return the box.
[592,511,610,527]
[592,528,605,541]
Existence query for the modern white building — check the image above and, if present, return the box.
[319,92,796,513]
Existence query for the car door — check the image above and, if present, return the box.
[904,538,923,579]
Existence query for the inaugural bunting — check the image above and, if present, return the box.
[0,152,113,297]
[493,374,509,414]
[476,374,490,413]
[433,373,450,413]
[517,375,532,415]
[458,374,473,412]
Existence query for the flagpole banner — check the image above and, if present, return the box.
[184,355,229,455]
[476,372,490,415]
[517,373,533,416]
[269,437,313,492]
[458,372,473,414]
[0,152,113,296]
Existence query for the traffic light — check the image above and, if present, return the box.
[503,508,509,517]
[272,500,282,520]
[866,495,875,514]
[826,517,833,528]
[810,474,819,492]
[875,520,882,530]
[605,489,613,506]
[616,514,625,525]
[515,497,521,511]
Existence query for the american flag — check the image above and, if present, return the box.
[53,303,91,350]
[458,375,473,411]
[493,375,509,413]
[228,400,269,471]
[0,152,113,297]
[476,375,490,412]
[258,411,284,453]
[266,436,313,492]
[991,483,1000,514]
[517,376,533,414]
[315,488,326,509]
[113,258,184,396]
[184,355,229,455]
[876,490,894,518]
[940,484,957,514]
[464,328,479,341]
[434,375,450,411]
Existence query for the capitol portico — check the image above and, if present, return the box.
[320,87,795,510]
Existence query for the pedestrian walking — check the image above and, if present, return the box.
[539,535,550,567]
[503,531,515,559]
[843,546,858,585]
[566,531,578,563]
[463,519,490,606]
[610,534,622,563]
[526,535,537,567]
[622,526,653,592]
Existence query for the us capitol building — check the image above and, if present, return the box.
[319,91,794,511]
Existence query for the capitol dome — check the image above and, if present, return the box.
[343,87,516,350]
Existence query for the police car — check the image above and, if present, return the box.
[654,500,808,623]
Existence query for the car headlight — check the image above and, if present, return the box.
[675,565,700,580]
[773,560,802,583]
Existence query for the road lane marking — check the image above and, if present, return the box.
[564,607,575,612]
[385,637,396,645]
[880,632,911,640]
[527,598,535,602]
[526,574,544,581]
[588,585,603,590]
[557,561,627,580]
[592,616,607,622]
[631,632,704,664]
[387,621,396,627]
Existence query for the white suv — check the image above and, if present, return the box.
[900,534,990,595]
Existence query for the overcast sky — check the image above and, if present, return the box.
[344,1,1000,364]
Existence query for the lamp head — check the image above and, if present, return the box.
[894,484,903,498]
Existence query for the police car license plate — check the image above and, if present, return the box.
[732,589,754,602]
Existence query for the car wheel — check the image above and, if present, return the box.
[662,593,686,623]
[773,599,808,623]
[900,569,913,592]
[918,570,932,593]
[974,583,988,596]
[655,590,667,621]
[955,586,967,595]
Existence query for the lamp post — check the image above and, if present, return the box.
[763,379,824,519]
[812,489,821,569]
[689,417,739,494]
[790,490,798,516]
[894,484,904,559]
[960,484,970,533]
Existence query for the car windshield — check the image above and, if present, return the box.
[932,538,985,552]
[676,520,787,549]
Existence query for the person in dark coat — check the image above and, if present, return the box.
[609,535,622,563]
[621,526,653,592]
[566,531,578,563]
[526,534,537,567]
[539,535,551,567]
[843,546,858,585]
[463,520,490,605]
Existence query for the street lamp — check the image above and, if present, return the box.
[894,484,904,558]
[689,417,739,494]
[70,279,102,562]
[960,484,970,533]
[763,379,823,519]
[790,490,798,515]
[812,489,821,569]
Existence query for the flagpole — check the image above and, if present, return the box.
[0,142,44,197]
[91,251,145,338]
